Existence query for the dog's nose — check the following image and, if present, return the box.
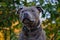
[24,13,28,18]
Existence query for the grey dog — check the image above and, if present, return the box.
[17,6,46,40]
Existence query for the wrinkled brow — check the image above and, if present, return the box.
[21,9,32,13]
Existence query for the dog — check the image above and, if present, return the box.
[17,6,46,40]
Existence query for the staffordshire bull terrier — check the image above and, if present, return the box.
[17,6,46,40]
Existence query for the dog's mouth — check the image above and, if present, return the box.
[22,18,34,27]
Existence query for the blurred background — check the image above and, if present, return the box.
[0,0,60,40]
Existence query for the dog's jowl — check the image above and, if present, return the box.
[17,6,46,40]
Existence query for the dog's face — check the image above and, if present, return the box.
[17,6,43,29]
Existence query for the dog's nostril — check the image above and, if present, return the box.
[24,13,28,18]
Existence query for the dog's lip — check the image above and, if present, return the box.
[22,18,34,25]
[23,18,33,22]
[22,18,37,28]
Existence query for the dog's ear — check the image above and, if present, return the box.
[36,6,43,13]
[17,8,23,14]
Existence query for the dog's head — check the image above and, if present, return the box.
[17,6,43,29]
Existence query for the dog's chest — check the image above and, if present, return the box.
[23,29,42,40]
[27,33,40,40]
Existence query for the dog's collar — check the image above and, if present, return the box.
[22,20,41,32]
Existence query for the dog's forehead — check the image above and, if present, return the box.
[21,6,38,12]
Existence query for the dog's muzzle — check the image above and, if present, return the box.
[22,13,32,24]
[22,13,36,27]
[22,18,33,24]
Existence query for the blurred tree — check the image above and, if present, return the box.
[0,0,21,40]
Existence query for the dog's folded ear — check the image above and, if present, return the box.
[17,8,23,14]
[36,6,43,13]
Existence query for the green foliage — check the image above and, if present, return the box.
[0,0,20,40]
[11,29,18,40]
